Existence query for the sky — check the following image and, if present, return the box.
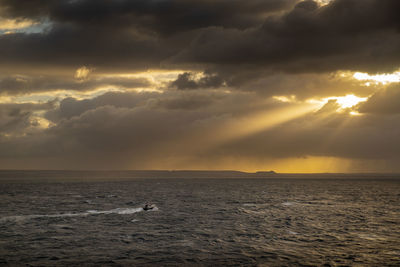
[0,0,400,172]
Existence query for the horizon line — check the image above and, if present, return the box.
[0,169,400,175]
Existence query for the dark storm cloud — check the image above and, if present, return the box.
[357,83,400,114]
[45,89,236,122]
[0,0,398,74]
[2,89,400,169]
[14,97,302,170]
[172,0,400,73]
[0,101,54,134]
[0,91,233,167]
[0,90,273,154]
[0,0,298,33]
[214,71,377,99]
[0,25,164,70]
[0,0,298,69]
[0,0,52,19]
[0,75,151,95]
[45,91,158,122]
[170,72,224,90]
[166,68,379,100]
[47,105,193,153]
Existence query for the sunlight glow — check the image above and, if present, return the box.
[265,156,352,173]
[273,95,296,103]
[316,0,333,6]
[349,111,362,116]
[353,71,400,85]
[312,94,368,115]
[104,70,184,84]
[75,66,92,80]
[0,17,51,35]
[0,18,36,30]
[30,116,52,129]
[334,94,367,109]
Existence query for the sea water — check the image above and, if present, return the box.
[0,174,399,266]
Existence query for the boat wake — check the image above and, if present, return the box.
[0,206,152,223]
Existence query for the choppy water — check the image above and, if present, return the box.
[1,176,400,266]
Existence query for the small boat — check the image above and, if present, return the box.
[143,203,155,211]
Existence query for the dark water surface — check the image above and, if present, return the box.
[1,176,400,266]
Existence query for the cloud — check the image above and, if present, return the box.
[0,0,398,75]
[220,71,378,99]
[0,0,299,33]
[44,90,241,123]
[0,0,298,72]
[171,0,400,73]
[0,88,400,170]
[0,90,287,167]
[44,91,159,122]
[0,74,151,95]
[357,83,400,114]
[0,23,165,72]
[170,72,224,90]
[0,101,54,135]
[74,66,91,80]
[0,17,36,30]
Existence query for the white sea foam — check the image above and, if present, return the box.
[87,207,144,215]
[358,233,387,241]
[0,206,148,223]
[282,202,295,206]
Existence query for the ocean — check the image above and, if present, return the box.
[0,172,399,266]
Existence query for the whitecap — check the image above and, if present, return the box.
[243,203,257,207]
[358,233,387,241]
[282,202,295,206]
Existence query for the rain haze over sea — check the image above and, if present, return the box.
[0,171,400,266]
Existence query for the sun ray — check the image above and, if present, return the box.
[169,102,321,167]
[319,113,355,153]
